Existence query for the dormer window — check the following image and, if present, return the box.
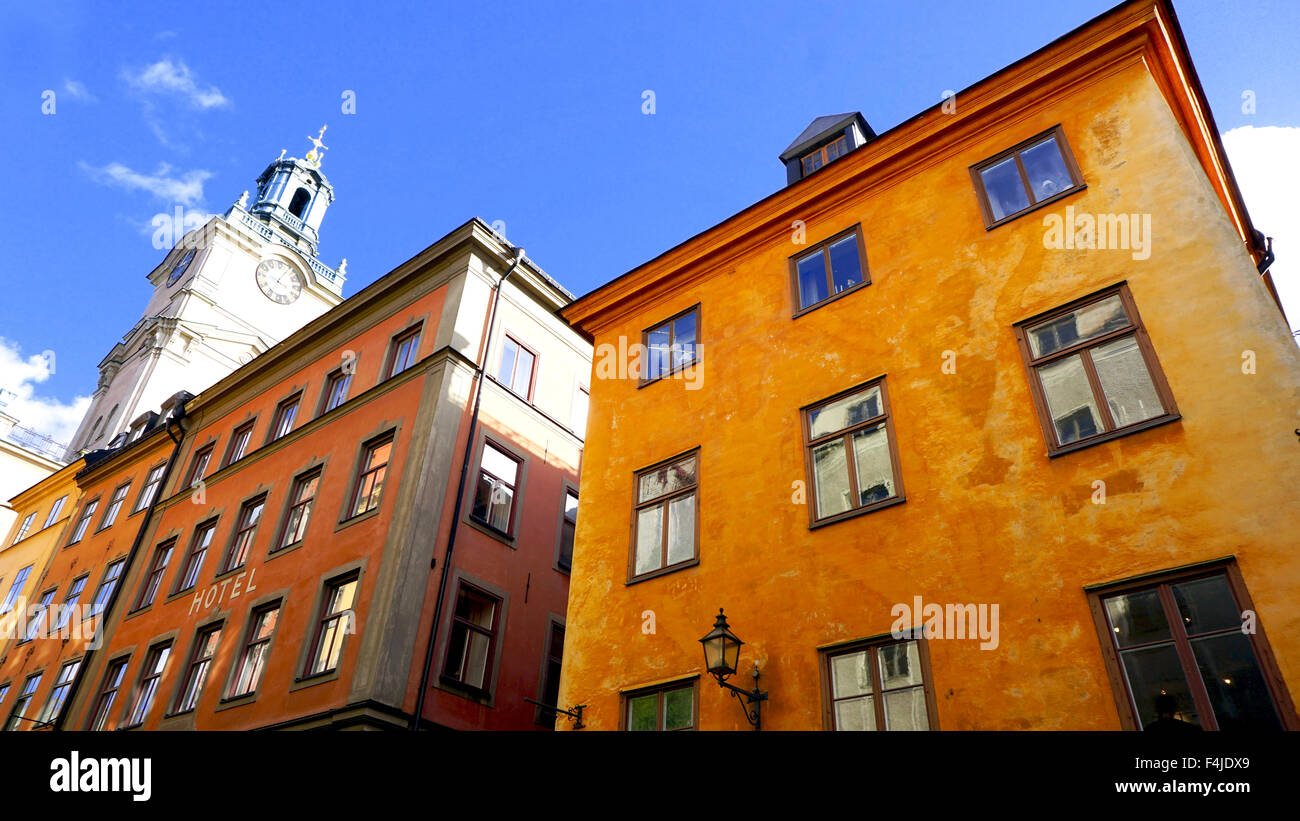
[801,136,850,176]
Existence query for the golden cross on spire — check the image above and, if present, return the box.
[305,125,328,166]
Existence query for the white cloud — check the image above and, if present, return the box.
[121,57,229,109]
[0,338,91,451]
[79,161,212,207]
[62,79,95,102]
[1222,125,1300,335]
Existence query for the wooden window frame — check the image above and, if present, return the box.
[174,519,217,594]
[187,445,214,488]
[222,420,256,468]
[1085,558,1299,731]
[36,659,81,726]
[21,588,57,643]
[620,678,698,731]
[800,134,850,176]
[497,333,539,402]
[385,324,423,378]
[5,672,43,731]
[97,481,132,531]
[348,433,395,519]
[228,602,281,700]
[12,512,36,544]
[133,462,168,513]
[318,367,353,416]
[638,305,701,386]
[969,124,1085,230]
[303,573,360,677]
[124,641,172,728]
[0,565,32,614]
[87,655,130,731]
[53,575,87,633]
[173,622,223,715]
[818,633,939,731]
[555,486,578,573]
[222,495,267,574]
[801,377,906,528]
[1012,282,1179,457]
[469,439,523,538]
[43,495,68,529]
[131,538,177,611]
[87,559,125,618]
[67,497,99,545]
[628,448,700,584]
[789,224,870,317]
[439,581,503,696]
[274,467,323,553]
[535,620,566,727]
[266,392,302,444]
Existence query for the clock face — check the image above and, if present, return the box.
[255,258,303,305]
[166,249,196,286]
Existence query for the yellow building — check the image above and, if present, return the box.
[557,0,1299,731]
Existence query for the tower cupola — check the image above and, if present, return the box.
[248,125,335,255]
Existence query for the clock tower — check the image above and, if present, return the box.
[65,129,347,459]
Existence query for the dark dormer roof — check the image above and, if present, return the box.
[780,113,868,161]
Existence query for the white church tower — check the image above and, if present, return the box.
[65,128,347,459]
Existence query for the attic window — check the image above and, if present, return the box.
[802,136,850,175]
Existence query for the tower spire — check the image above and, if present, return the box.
[305,125,328,166]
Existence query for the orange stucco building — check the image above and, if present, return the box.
[557,0,1300,731]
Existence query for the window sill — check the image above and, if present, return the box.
[627,558,699,586]
[290,667,341,693]
[808,494,906,530]
[214,691,259,713]
[981,184,1087,231]
[438,675,493,705]
[791,279,870,320]
[266,540,307,563]
[335,505,382,533]
[637,362,701,390]
[464,516,515,547]
[1045,413,1181,458]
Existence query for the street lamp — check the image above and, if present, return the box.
[699,608,769,730]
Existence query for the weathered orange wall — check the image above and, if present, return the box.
[559,46,1300,729]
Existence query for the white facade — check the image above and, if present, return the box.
[65,153,347,459]
[0,412,63,541]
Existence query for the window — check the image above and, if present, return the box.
[321,368,352,414]
[631,451,698,581]
[801,134,850,175]
[442,584,501,693]
[791,225,868,313]
[0,684,8,708]
[572,384,589,434]
[125,642,171,727]
[176,521,216,593]
[1091,566,1291,731]
[230,604,279,697]
[133,539,176,610]
[536,623,565,726]
[497,335,537,399]
[187,445,214,487]
[88,658,129,731]
[557,490,578,571]
[971,125,1083,227]
[624,681,695,731]
[802,378,904,524]
[43,496,68,529]
[470,441,521,535]
[36,660,81,725]
[268,394,301,442]
[387,325,422,377]
[350,435,393,518]
[98,483,131,530]
[641,306,699,383]
[276,469,321,551]
[823,638,934,730]
[223,496,266,573]
[88,559,125,618]
[305,575,359,676]
[223,421,255,467]
[288,187,311,219]
[0,565,32,614]
[12,513,36,544]
[23,589,56,642]
[52,576,87,633]
[5,674,42,731]
[1013,284,1177,455]
[175,624,222,714]
[134,463,167,512]
[68,498,99,544]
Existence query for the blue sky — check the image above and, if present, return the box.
[1,0,1296,444]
